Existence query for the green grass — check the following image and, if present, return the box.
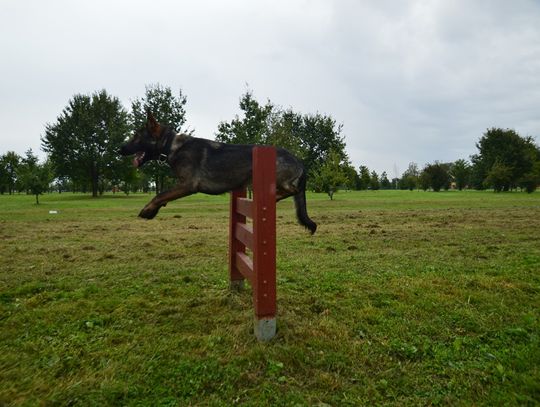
[1,190,539,406]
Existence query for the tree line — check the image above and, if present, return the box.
[1,85,539,202]
[216,92,540,197]
[392,128,540,195]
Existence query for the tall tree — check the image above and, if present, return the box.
[380,171,391,189]
[42,90,130,197]
[265,108,304,158]
[0,152,21,194]
[130,84,188,193]
[215,90,273,145]
[369,170,380,190]
[343,163,360,190]
[451,159,471,190]
[216,91,348,181]
[358,165,371,190]
[296,113,347,177]
[471,128,539,191]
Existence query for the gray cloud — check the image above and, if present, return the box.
[1,0,539,175]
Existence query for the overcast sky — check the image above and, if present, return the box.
[1,0,539,176]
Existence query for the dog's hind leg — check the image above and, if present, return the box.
[276,176,302,202]
[292,173,317,234]
[139,186,194,219]
[276,177,316,234]
[276,188,296,202]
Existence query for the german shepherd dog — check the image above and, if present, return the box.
[120,112,317,234]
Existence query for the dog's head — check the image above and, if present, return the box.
[120,111,164,168]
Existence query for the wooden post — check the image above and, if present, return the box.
[251,147,276,340]
[228,146,277,341]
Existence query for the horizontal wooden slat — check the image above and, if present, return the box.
[236,252,253,282]
[236,197,253,219]
[235,222,253,251]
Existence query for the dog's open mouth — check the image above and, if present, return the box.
[133,152,145,168]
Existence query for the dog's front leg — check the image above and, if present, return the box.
[139,186,194,219]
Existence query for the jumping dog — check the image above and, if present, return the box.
[119,112,317,234]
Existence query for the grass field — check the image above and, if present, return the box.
[1,190,539,406]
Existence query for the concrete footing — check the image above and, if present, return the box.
[254,318,276,341]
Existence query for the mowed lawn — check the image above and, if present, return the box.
[1,190,539,406]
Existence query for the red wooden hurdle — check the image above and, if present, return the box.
[229,146,277,341]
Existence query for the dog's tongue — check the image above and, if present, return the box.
[132,152,144,168]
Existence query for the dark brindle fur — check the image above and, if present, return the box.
[120,112,317,234]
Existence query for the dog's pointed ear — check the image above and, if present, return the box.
[146,110,161,138]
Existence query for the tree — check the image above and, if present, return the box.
[130,84,188,194]
[380,171,391,189]
[450,159,471,191]
[51,176,70,193]
[343,163,360,190]
[471,128,539,191]
[400,162,419,191]
[451,159,471,190]
[0,159,8,194]
[419,171,431,191]
[312,149,347,200]
[215,90,273,145]
[469,163,487,190]
[42,90,130,197]
[519,160,540,193]
[295,113,347,177]
[369,171,380,190]
[0,151,21,194]
[18,149,52,204]
[358,165,371,190]
[422,162,451,192]
[216,91,348,181]
[109,158,138,195]
[266,109,304,158]
[485,161,513,192]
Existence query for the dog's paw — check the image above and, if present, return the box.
[138,205,159,219]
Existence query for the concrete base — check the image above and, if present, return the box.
[254,317,276,341]
[230,279,245,291]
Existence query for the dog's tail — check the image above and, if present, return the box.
[294,172,317,234]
